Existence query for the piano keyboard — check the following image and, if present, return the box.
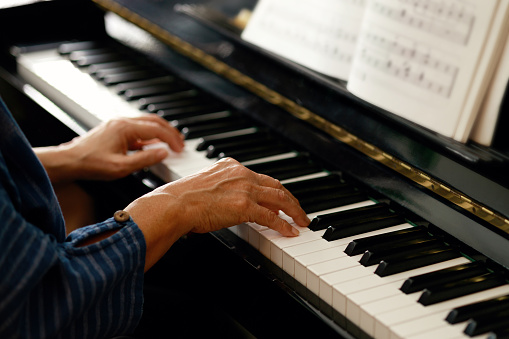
[16,39,509,339]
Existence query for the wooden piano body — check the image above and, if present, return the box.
[1,0,509,338]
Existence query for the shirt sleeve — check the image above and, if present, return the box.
[0,189,146,339]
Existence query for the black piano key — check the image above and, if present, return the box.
[261,158,320,180]
[200,131,270,155]
[465,307,509,336]
[92,65,144,80]
[402,261,488,295]
[146,96,213,112]
[286,175,369,214]
[102,70,166,85]
[244,155,316,177]
[68,48,114,61]
[418,272,507,306]
[158,104,229,120]
[243,156,321,181]
[173,112,232,128]
[292,183,357,204]
[219,144,292,163]
[87,60,134,75]
[298,190,368,214]
[309,203,391,231]
[195,129,266,151]
[488,326,509,339]
[137,90,201,110]
[74,53,124,67]
[322,208,406,241]
[359,238,441,266]
[115,76,177,94]
[206,136,278,158]
[446,293,509,324]
[58,41,104,55]
[283,173,344,196]
[182,118,253,139]
[375,246,460,277]
[124,84,192,101]
[344,225,429,256]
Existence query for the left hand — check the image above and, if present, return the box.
[36,115,184,183]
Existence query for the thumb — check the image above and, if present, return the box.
[125,148,168,170]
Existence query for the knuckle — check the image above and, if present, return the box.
[233,195,251,210]
[276,187,287,202]
[107,118,129,131]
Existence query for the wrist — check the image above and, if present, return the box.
[125,192,191,271]
[34,143,79,184]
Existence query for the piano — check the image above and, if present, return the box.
[2,0,509,338]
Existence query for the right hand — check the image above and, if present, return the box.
[125,158,310,271]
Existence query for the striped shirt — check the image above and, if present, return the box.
[0,98,146,338]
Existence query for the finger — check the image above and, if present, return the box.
[132,115,185,143]
[117,148,169,173]
[254,173,301,205]
[124,120,185,152]
[131,114,175,130]
[249,204,300,237]
[256,186,310,227]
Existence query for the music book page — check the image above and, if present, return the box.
[470,33,509,146]
[346,0,509,142]
[241,0,367,80]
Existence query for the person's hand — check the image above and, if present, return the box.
[36,115,184,183]
[124,157,311,271]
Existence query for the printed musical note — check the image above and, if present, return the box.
[242,0,367,79]
[356,27,458,98]
[371,0,475,45]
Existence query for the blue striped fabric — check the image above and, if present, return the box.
[0,98,146,338]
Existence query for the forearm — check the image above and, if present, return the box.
[34,143,79,184]
[125,192,191,272]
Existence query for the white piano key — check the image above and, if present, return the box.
[376,284,509,339]
[240,152,298,166]
[160,142,217,177]
[270,229,323,267]
[227,225,239,236]
[247,223,269,250]
[282,237,340,277]
[317,222,414,301]
[247,200,375,265]
[407,323,473,339]
[320,265,377,307]
[294,247,347,287]
[348,280,409,327]
[17,50,143,129]
[307,254,365,297]
[359,290,420,335]
[236,223,251,242]
[332,257,470,322]
[297,224,410,296]
[306,200,375,220]
[280,171,330,184]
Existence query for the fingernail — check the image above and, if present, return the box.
[291,227,300,236]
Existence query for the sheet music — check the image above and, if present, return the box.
[346,0,505,142]
[470,33,509,146]
[241,0,367,80]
